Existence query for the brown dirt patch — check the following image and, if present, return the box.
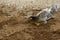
[0,10,60,40]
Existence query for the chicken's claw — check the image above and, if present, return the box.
[35,22,40,26]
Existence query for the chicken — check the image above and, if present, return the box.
[26,4,59,26]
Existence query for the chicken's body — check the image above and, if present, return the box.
[36,8,51,23]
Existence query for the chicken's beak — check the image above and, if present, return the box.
[27,17,32,21]
[29,18,32,21]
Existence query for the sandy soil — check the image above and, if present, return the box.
[0,10,60,40]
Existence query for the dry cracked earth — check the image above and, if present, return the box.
[0,10,60,40]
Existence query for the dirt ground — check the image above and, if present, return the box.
[0,10,60,40]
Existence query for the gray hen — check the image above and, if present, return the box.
[29,4,59,24]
